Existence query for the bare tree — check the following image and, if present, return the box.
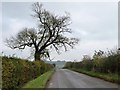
[5,2,79,61]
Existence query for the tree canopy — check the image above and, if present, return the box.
[6,2,79,61]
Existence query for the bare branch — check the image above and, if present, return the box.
[5,2,79,61]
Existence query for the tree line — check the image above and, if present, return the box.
[64,49,120,75]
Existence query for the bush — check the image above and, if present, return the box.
[2,56,54,89]
[64,49,120,75]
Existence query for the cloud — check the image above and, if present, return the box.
[2,17,36,58]
[50,39,117,61]
[3,18,36,38]
[2,2,118,61]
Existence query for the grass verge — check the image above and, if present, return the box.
[22,69,55,88]
[69,68,120,84]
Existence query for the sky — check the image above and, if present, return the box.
[1,1,118,61]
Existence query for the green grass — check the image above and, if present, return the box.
[69,68,120,84]
[22,69,54,88]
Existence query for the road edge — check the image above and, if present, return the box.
[45,69,56,88]
[67,68,120,86]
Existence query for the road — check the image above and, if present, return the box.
[46,69,119,88]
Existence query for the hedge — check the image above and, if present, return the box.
[64,49,120,75]
[2,56,54,89]
[63,49,120,84]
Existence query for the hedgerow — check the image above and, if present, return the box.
[2,56,54,89]
[64,49,120,75]
[63,49,120,84]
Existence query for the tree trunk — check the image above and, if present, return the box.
[34,51,41,61]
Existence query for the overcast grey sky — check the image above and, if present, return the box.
[1,2,118,61]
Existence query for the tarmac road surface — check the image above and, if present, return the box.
[46,69,119,88]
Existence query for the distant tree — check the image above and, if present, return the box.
[83,55,91,60]
[93,50,104,59]
[5,2,79,61]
